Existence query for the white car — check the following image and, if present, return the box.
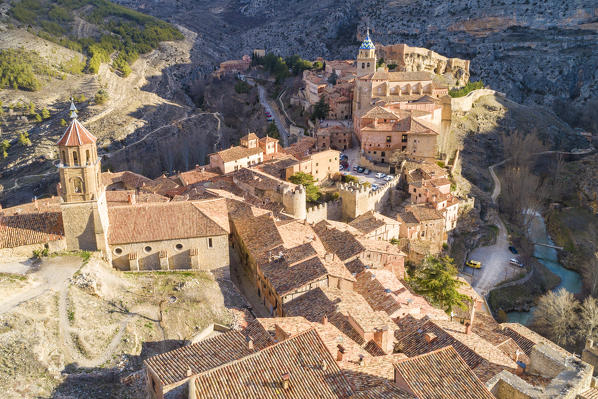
[375,172,386,179]
[384,175,394,181]
[510,258,524,268]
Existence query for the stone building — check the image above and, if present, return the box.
[209,133,265,174]
[213,54,251,78]
[315,125,353,151]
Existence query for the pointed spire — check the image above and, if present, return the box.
[359,27,375,50]
[69,98,78,120]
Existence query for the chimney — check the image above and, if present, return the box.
[247,336,254,351]
[321,314,328,325]
[586,339,595,350]
[358,354,365,366]
[424,332,437,343]
[128,192,136,205]
[281,373,290,390]
[186,367,193,377]
[321,359,327,371]
[337,345,345,362]
[195,164,200,170]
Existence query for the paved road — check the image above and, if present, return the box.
[0,256,81,315]
[466,146,595,296]
[258,85,289,147]
[341,139,390,186]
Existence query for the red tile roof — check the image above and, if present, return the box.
[0,211,64,248]
[393,346,496,399]
[192,328,355,399]
[107,201,228,244]
[56,119,97,146]
[144,330,252,386]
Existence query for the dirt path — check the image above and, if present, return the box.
[0,257,80,315]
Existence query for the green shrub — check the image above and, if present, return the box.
[19,132,32,145]
[0,139,10,158]
[41,108,50,119]
[60,118,67,126]
[234,80,250,94]
[449,80,485,98]
[288,172,321,203]
[94,89,109,104]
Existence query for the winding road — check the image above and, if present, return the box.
[258,85,289,147]
[467,146,595,297]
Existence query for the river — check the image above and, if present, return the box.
[506,214,582,324]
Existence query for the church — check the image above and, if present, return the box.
[0,103,230,272]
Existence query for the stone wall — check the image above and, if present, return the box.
[359,155,390,174]
[110,234,229,271]
[305,199,342,224]
[338,175,400,221]
[450,89,504,113]
[0,239,66,258]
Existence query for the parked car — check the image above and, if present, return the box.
[509,246,518,254]
[340,154,348,160]
[363,169,370,175]
[375,172,386,179]
[371,184,379,190]
[510,258,524,268]
[339,165,344,171]
[466,260,482,269]
[357,167,365,173]
[385,174,394,181]
[353,165,359,171]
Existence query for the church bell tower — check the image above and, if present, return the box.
[357,29,376,77]
[58,101,110,258]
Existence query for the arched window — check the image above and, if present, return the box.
[85,150,90,165]
[61,151,66,164]
[72,151,78,165]
[72,178,84,193]
[367,62,370,68]
[361,63,365,69]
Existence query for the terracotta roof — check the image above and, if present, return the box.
[404,205,444,222]
[105,190,170,206]
[57,119,97,146]
[362,106,401,120]
[259,136,279,143]
[144,330,252,387]
[241,132,260,142]
[214,145,262,163]
[283,137,316,160]
[178,167,220,186]
[107,201,228,244]
[0,211,64,249]
[101,171,152,190]
[314,221,365,261]
[348,383,415,399]
[395,319,518,382]
[580,388,598,399]
[348,211,396,235]
[192,328,355,399]
[393,346,496,399]
[139,175,183,196]
[499,323,571,358]
[232,213,283,260]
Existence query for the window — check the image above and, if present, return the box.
[85,150,90,165]
[72,151,78,165]
[361,63,365,69]
[114,247,123,255]
[72,178,83,193]
[175,243,183,251]
[402,145,407,151]
[61,151,66,164]
[402,134,408,143]
[367,63,370,68]
[373,151,376,154]
[208,238,213,248]
[144,246,152,253]
[386,136,391,143]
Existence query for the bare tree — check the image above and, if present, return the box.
[500,130,549,229]
[531,289,579,346]
[578,296,598,342]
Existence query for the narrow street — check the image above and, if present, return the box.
[258,85,289,147]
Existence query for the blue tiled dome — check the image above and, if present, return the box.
[359,31,375,50]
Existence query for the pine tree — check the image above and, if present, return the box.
[0,139,10,158]
[408,255,469,314]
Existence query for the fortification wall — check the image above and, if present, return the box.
[377,43,470,83]
[338,175,400,220]
[306,199,342,224]
[451,89,504,113]
[0,239,66,258]
[359,156,390,174]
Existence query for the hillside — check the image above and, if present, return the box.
[110,0,598,133]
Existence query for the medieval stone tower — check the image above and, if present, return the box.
[282,184,307,220]
[57,102,110,258]
[338,183,370,221]
[353,30,377,126]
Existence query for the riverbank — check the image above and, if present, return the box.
[546,207,598,296]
